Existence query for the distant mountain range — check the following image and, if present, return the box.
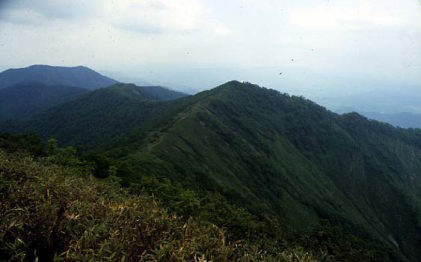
[362,111,421,129]
[335,108,421,129]
[0,65,186,122]
[0,65,118,90]
[319,87,421,129]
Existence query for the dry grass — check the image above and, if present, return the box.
[0,150,319,261]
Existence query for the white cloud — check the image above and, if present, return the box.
[0,0,97,21]
[0,0,419,91]
[288,0,421,30]
[0,0,230,35]
[104,0,205,32]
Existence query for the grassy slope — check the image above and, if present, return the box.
[3,81,420,260]
[0,148,326,261]
[109,81,421,261]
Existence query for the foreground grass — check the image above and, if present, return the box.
[0,150,320,261]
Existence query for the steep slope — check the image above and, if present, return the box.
[105,81,420,261]
[4,84,184,148]
[0,65,117,90]
[1,139,321,261]
[4,81,421,260]
[0,82,88,121]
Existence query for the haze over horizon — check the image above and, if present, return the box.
[1,0,420,100]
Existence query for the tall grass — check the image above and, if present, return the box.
[0,150,320,261]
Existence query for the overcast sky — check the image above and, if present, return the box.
[0,0,420,97]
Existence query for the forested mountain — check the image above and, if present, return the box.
[3,81,421,261]
[96,81,420,261]
[0,65,118,90]
[4,83,186,148]
[0,82,88,121]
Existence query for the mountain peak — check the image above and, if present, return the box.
[27,64,89,70]
[204,80,285,103]
[27,64,51,69]
[0,64,118,90]
[217,80,273,92]
[217,80,258,89]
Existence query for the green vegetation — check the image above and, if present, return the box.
[2,81,421,261]
[103,82,420,261]
[0,133,45,156]
[3,83,186,148]
[0,136,326,261]
[0,82,88,121]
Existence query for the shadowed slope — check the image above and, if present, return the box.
[0,65,118,90]
[0,82,88,121]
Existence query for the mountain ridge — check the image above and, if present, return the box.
[0,64,118,90]
[3,83,187,148]
[3,80,421,261]
[102,81,421,260]
[0,82,88,121]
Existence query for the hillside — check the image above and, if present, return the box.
[5,83,187,148]
[0,135,326,261]
[0,65,118,90]
[100,81,420,261]
[3,81,421,261]
[0,82,88,121]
